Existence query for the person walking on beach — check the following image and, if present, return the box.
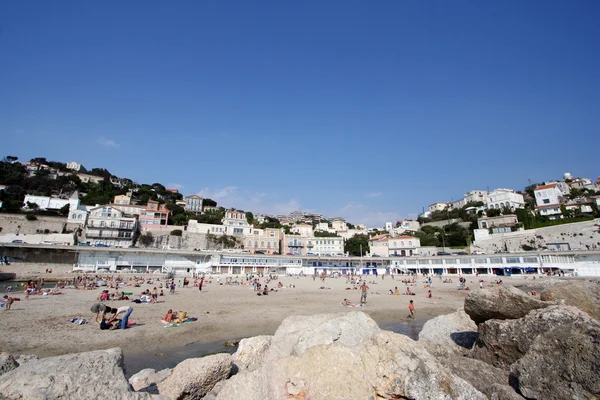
[408,300,416,319]
[199,276,204,291]
[3,295,14,311]
[360,282,369,304]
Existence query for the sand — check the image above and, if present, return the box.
[0,263,551,370]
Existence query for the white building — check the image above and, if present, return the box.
[306,236,344,256]
[222,209,252,236]
[66,161,82,172]
[429,202,448,212]
[395,220,420,233]
[369,234,420,257]
[84,205,138,247]
[486,188,525,211]
[187,220,226,235]
[331,218,347,232]
[184,195,204,214]
[114,194,132,205]
[384,222,393,232]
[534,183,564,219]
[292,223,314,237]
[23,191,81,212]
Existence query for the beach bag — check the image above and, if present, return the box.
[178,311,187,320]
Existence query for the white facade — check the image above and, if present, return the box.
[393,220,420,235]
[429,202,448,212]
[534,184,563,208]
[113,194,131,205]
[384,222,393,232]
[388,236,421,256]
[486,188,525,210]
[85,205,138,247]
[306,236,344,256]
[66,161,82,171]
[292,223,314,237]
[187,220,226,235]
[222,210,252,236]
[77,173,104,184]
[185,195,203,213]
[23,195,71,211]
[331,218,347,232]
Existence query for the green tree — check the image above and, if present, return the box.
[245,211,254,224]
[486,208,502,217]
[3,156,18,163]
[344,234,369,256]
[138,232,154,247]
[314,231,339,237]
[203,198,217,207]
[170,229,183,236]
[260,217,282,229]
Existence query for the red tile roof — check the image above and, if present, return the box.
[534,183,557,191]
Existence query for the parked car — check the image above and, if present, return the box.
[453,251,468,256]
[437,252,451,256]
[307,252,317,256]
[472,250,485,255]
[78,243,91,246]
[11,240,24,244]
[254,250,265,254]
[95,243,109,247]
[371,254,381,257]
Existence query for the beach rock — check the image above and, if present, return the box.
[472,305,593,369]
[218,330,486,400]
[265,311,380,362]
[440,357,523,399]
[418,309,478,358]
[157,353,232,400]
[540,280,600,320]
[233,335,272,372]
[464,285,551,324]
[490,384,526,400]
[509,322,600,400]
[0,353,17,377]
[129,368,172,394]
[0,347,156,399]
[14,355,38,367]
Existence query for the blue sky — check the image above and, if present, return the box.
[1,1,599,226]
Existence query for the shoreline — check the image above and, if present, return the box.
[0,262,577,375]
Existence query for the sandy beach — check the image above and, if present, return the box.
[0,263,554,375]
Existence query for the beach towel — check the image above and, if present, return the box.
[164,323,180,328]
[71,318,88,325]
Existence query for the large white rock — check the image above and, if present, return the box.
[0,348,159,399]
[218,328,486,400]
[233,335,272,372]
[265,311,380,363]
[157,353,232,400]
[129,368,172,394]
[418,309,478,358]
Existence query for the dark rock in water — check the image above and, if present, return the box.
[510,321,600,400]
[418,309,478,358]
[464,285,551,324]
[540,280,600,320]
[472,305,593,370]
[0,348,155,399]
[440,356,515,398]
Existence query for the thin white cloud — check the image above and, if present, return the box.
[365,192,384,198]
[96,137,120,148]
[167,183,184,190]
[195,186,302,215]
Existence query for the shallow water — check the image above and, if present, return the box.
[1,280,58,293]
[122,320,426,378]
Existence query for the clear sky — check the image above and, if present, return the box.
[1,1,599,226]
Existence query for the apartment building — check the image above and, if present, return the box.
[222,209,252,236]
[244,228,283,254]
[291,223,314,237]
[139,200,170,228]
[486,188,524,211]
[184,195,204,213]
[428,202,447,213]
[369,235,421,257]
[85,205,138,247]
[306,236,344,256]
[282,235,307,256]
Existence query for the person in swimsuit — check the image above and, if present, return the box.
[360,282,369,304]
[408,300,416,319]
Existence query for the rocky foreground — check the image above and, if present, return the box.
[0,280,598,400]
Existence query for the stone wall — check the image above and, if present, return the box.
[0,214,80,235]
[472,219,600,253]
[0,246,78,264]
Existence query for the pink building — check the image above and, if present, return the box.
[139,200,170,228]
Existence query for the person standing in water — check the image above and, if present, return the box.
[408,300,416,319]
[360,282,369,304]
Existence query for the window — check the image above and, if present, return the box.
[543,199,550,204]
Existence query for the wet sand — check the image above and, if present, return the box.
[0,263,555,374]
